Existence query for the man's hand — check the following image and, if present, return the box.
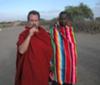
[29,27,38,37]
[49,71,54,81]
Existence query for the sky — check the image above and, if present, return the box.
[0,0,100,21]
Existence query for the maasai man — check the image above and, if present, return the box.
[15,10,53,85]
[50,11,78,85]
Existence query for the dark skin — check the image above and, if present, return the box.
[58,13,72,27]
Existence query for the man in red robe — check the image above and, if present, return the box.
[15,10,53,85]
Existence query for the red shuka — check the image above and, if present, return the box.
[15,27,53,85]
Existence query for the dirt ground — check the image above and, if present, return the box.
[0,26,100,85]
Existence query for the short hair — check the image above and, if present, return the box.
[59,11,72,21]
[27,10,40,21]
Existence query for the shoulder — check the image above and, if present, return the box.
[39,26,48,34]
[39,26,51,37]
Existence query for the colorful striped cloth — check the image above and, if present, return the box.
[50,25,77,85]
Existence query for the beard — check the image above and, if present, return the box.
[26,22,39,29]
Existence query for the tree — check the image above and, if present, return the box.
[64,3,94,20]
[95,17,100,21]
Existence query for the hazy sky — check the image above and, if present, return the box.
[0,0,100,21]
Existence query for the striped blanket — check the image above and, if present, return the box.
[50,25,77,85]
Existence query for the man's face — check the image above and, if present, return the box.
[28,14,39,27]
[59,14,68,27]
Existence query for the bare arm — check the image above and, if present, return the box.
[18,27,38,54]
